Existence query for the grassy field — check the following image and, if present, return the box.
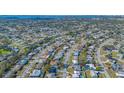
[99,73,106,78]
[79,48,87,64]
[67,53,73,64]
[0,49,12,55]
[111,51,118,58]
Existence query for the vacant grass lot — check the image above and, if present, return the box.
[0,49,12,55]
[79,48,87,64]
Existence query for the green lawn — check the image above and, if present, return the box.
[67,53,73,64]
[0,49,12,55]
[99,73,106,78]
[111,51,118,58]
[79,48,87,64]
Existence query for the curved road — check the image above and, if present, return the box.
[97,39,115,78]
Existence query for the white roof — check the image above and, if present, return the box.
[86,64,95,68]
[72,60,78,64]
[72,74,79,78]
[116,72,124,77]
[74,71,80,74]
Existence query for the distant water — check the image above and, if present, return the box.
[0,15,123,19]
